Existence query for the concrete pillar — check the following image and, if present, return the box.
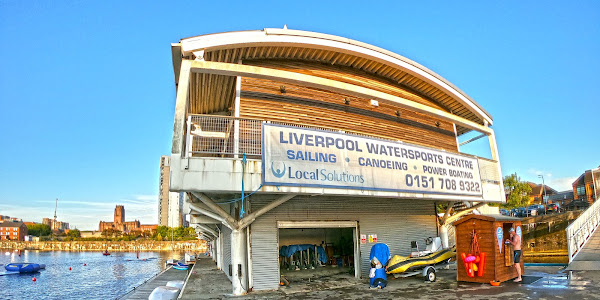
[216,235,222,270]
[231,229,247,296]
[440,225,449,249]
[210,240,215,261]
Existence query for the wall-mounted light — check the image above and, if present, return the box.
[435,121,441,128]
[395,110,401,117]
[344,98,350,105]
[370,99,379,107]
[280,86,286,93]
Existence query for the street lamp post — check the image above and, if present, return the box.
[538,175,547,204]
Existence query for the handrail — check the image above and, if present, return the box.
[566,199,600,263]
[184,113,500,170]
[185,114,497,161]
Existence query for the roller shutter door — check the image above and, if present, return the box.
[249,195,437,291]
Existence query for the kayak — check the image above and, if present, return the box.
[173,265,189,271]
[386,247,456,274]
[5,263,41,273]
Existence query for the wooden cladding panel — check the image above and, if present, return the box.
[243,59,451,113]
[240,77,458,152]
[455,221,497,283]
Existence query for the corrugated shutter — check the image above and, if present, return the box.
[249,195,437,291]
[221,225,232,281]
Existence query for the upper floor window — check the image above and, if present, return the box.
[576,186,586,196]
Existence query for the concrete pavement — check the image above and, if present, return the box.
[182,257,600,300]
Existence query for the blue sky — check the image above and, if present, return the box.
[1,1,598,230]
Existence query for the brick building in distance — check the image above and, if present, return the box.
[526,182,557,205]
[573,166,600,205]
[0,221,28,241]
[42,218,70,231]
[99,205,157,233]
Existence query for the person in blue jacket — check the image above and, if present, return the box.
[369,243,391,289]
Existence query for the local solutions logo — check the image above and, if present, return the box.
[271,162,286,178]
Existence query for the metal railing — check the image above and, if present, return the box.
[567,198,600,262]
[184,114,502,186]
[186,115,262,158]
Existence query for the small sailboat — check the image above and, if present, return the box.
[103,250,111,256]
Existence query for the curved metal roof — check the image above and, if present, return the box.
[175,28,493,134]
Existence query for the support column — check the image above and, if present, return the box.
[216,234,222,270]
[488,130,505,200]
[171,59,191,155]
[439,202,454,250]
[231,229,247,296]
[210,240,215,261]
[440,225,449,249]
[233,76,241,158]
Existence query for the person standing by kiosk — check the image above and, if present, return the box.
[506,228,522,282]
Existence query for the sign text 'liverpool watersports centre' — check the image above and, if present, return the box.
[263,124,483,196]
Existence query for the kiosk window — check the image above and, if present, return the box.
[503,223,514,266]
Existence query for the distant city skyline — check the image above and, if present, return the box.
[1,1,598,230]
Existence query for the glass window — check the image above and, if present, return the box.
[577,186,586,196]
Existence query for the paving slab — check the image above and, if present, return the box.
[180,256,232,299]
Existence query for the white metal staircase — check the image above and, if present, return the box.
[567,199,600,263]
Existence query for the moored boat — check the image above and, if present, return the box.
[5,263,41,273]
[173,265,188,271]
[185,253,196,265]
[386,247,456,274]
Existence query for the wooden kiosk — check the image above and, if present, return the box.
[453,214,523,283]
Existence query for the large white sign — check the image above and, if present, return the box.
[262,124,483,196]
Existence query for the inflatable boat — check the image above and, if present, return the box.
[173,262,189,271]
[386,247,456,274]
[4,263,44,273]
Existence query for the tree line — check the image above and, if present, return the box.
[25,224,196,242]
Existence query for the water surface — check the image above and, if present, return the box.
[0,250,185,300]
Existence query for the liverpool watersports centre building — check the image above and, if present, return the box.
[168,28,505,295]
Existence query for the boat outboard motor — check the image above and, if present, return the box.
[369,243,391,289]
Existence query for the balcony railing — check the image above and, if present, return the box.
[185,114,502,185]
[186,114,347,159]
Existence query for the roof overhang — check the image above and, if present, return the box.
[174,28,494,131]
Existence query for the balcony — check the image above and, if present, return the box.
[169,114,504,202]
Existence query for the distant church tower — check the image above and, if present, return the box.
[114,205,125,224]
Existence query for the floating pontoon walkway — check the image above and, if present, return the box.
[121,265,190,299]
